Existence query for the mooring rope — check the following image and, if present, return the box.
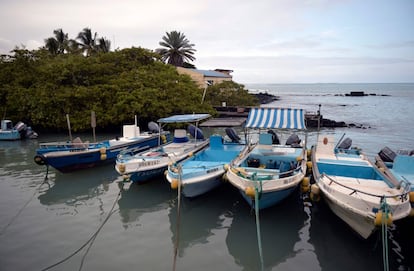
[40,187,122,271]
[172,165,182,271]
[381,198,390,271]
[0,177,49,236]
[254,186,264,271]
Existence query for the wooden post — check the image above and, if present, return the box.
[66,114,72,142]
[91,111,96,142]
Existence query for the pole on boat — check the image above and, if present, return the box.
[91,111,96,142]
[201,81,212,104]
[317,104,321,132]
[134,115,137,138]
[66,114,73,142]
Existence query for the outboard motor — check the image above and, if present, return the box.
[337,137,352,150]
[148,121,160,133]
[25,127,38,139]
[378,146,397,162]
[267,130,280,144]
[225,127,241,143]
[286,134,301,146]
[187,124,204,140]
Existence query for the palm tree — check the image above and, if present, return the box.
[96,37,111,53]
[44,28,69,55]
[77,27,97,56]
[156,31,196,67]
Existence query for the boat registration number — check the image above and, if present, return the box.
[138,160,160,167]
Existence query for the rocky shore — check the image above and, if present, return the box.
[213,92,370,129]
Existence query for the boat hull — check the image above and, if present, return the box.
[166,135,244,198]
[0,131,21,141]
[226,142,307,210]
[239,186,297,209]
[36,133,170,173]
[117,140,210,183]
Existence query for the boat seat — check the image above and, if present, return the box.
[173,129,189,143]
[259,133,273,145]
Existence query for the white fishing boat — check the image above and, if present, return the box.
[0,119,38,140]
[115,114,210,183]
[375,147,414,217]
[165,118,246,198]
[311,135,412,239]
[226,107,308,210]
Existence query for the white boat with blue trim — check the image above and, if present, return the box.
[0,119,38,140]
[115,114,210,183]
[166,125,245,198]
[375,147,414,217]
[311,135,412,239]
[226,107,308,210]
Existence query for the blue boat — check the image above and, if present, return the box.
[166,132,245,198]
[0,120,21,140]
[375,147,414,217]
[34,123,171,173]
[115,114,210,183]
[226,107,308,210]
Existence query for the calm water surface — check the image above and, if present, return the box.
[1,83,413,271]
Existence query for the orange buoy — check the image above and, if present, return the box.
[245,187,255,198]
[118,164,126,173]
[374,211,393,226]
[409,191,414,203]
[171,179,179,189]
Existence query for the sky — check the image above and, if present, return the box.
[0,0,413,83]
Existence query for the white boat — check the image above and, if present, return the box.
[375,147,414,217]
[311,135,412,239]
[166,133,245,197]
[0,119,38,140]
[115,114,210,183]
[226,107,308,210]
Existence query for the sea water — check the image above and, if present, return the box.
[0,83,413,271]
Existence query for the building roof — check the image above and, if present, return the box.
[191,69,232,78]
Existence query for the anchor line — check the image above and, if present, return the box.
[172,165,182,271]
[40,187,122,271]
[0,178,49,236]
[254,186,264,271]
[380,198,390,271]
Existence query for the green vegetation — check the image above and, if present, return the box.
[0,29,258,132]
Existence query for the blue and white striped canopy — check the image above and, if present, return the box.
[245,108,306,129]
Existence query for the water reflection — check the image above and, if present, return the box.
[37,166,116,208]
[169,183,238,257]
[226,189,307,271]
[309,199,413,271]
[117,178,175,228]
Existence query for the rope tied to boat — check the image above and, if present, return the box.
[380,197,390,271]
[172,164,182,271]
[254,186,264,271]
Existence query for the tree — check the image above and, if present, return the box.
[44,28,69,55]
[156,31,196,67]
[96,37,111,53]
[77,27,97,56]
